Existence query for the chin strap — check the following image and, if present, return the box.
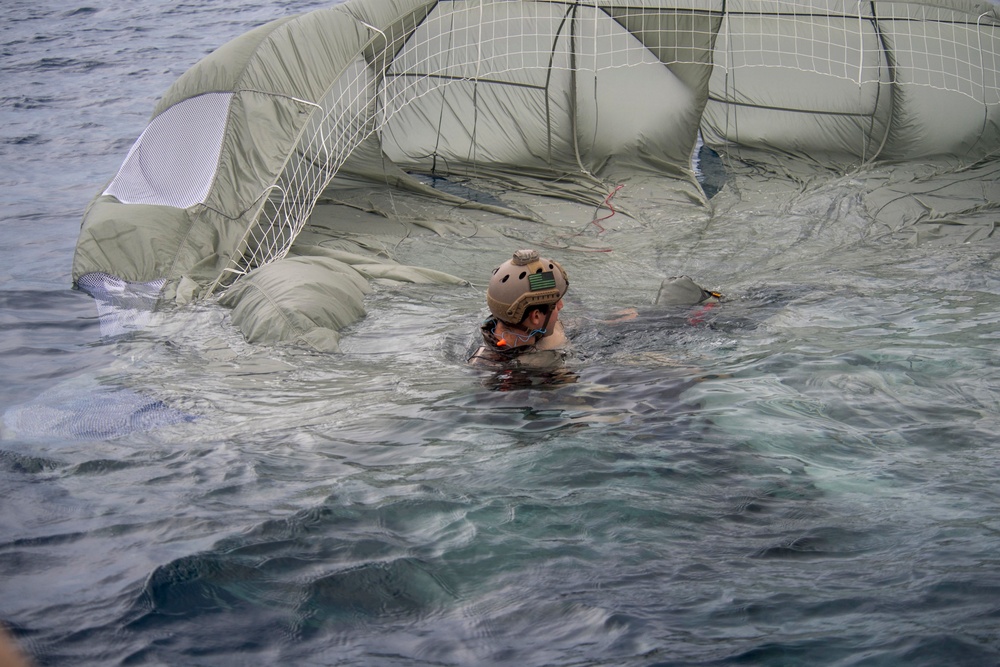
[537,307,554,338]
[495,309,552,348]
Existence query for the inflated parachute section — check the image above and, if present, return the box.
[72,0,1000,349]
[702,0,1000,163]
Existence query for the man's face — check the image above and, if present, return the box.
[550,298,564,323]
[526,298,563,334]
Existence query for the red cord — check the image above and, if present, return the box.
[541,184,623,252]
[590,184,624,233]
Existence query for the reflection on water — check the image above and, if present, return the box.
[476,364,581,392]
[4,261,1000,665]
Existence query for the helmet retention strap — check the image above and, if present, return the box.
[538,306,554,338]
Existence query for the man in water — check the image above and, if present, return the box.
[468,248,569,368]
[468,248,723,369]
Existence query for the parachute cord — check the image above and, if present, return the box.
[864,0,894,165]
[687,301,719,326]
[567,4,597,181]
[531,183,623,253]
[973,12,991,161]
[430,11,459,176]
[589,184,623,233]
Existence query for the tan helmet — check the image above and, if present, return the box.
[486,249,569,324]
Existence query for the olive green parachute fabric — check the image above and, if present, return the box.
[72,0,1000,349]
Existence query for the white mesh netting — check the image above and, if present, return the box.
[216,57,377,288]
[716,0,999,100]
[104,92,232,208]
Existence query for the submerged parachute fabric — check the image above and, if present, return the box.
[77,273,166,339]
[72,0,1000,347]
[2,376,195,442]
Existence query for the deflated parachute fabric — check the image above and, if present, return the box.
[72,0,1000,348]
[74,10,371,296]
[290,241,473,286]
[858,159,1000,244]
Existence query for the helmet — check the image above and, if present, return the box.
[655,275,722,306]
[486,249,569,324]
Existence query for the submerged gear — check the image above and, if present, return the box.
[655,275,722,306]
[486,249,569,324]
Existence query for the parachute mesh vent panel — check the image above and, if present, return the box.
[103,92,231,208]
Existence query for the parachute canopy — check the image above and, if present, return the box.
[73,0,1000,348]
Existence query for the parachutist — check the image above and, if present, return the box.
[468,250,722,372]
[469,249,570,368]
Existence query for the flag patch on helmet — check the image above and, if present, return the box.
[528,271,556,291]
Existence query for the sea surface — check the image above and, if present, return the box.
[2,2,1000,666]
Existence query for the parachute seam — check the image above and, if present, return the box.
[720,0,738,163]
[704,95,887,118]
[545,9,574,165]
[163,92,238,288]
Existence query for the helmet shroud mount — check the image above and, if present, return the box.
[486,249,569,325]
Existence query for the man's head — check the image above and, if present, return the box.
[486,249,569,327]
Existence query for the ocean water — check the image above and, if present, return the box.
[3,2,1000,666]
